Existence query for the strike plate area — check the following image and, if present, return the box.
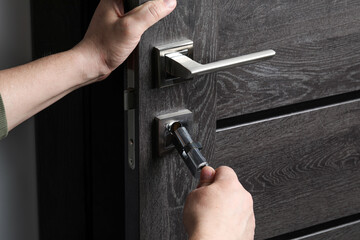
[155,109,193,156]
[154,40,194,88]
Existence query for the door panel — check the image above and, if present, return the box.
[215,99,360,239]
[136,1,218,239]
[216,0,360,119]
[130,0,360,239]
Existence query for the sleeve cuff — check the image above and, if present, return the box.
[0,94,8,140]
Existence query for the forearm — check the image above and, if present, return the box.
[0,0,176,132]
[0,48,102,131]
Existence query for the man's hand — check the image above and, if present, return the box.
[0,0,176,131]
[183,166,255,240]
[74,0,177,82]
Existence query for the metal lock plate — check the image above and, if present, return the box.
[155,109,193,156]
[154,40,194,88]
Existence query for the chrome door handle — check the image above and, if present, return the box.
[166,49,275,79]
[154,39,276,88]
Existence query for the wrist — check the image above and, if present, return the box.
[71,40,111,85]
[188,230,212,240]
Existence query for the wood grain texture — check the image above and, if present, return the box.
[297,220,360,240]
[136,0,219,239]
[132,0,360,239]
[216,0,360,119]
[215,99,360,239]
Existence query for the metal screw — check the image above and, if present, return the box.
[129,158,135,170]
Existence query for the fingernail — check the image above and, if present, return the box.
[163,0,176,8]
[200,166,215,181]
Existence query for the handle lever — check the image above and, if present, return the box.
[166,49,275,80]
[154,39,276,88]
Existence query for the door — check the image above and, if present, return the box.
[125,0,360,239]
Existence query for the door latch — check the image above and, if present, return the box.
[155,110,208,178]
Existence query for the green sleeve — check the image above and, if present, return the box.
[0,94,8,140]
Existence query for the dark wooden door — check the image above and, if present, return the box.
[127,0,360,239]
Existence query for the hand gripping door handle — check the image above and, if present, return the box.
[154,39,276,88]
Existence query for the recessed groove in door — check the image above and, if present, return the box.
[266,213,360,240]
[216,90,360,131]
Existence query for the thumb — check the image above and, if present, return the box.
[126,0,177,34]
[197,166,216,188]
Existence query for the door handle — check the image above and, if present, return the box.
[167,49,275,79]
[154,39,276,88]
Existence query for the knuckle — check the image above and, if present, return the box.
[216,166,238,179]
[217,165,233,173]
[118,17,132,33]
[244,190,254,208]
[119,15,132,28]
[232,178,242,188]
[225,177,243,191]
[118,17,142,40]
[146,1,162,20]
[252,213,256,227]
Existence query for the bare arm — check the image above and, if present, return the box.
[0,50,91,130]
[0,0,176,131]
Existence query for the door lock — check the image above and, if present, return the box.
[155,110,208,178]
[168,121,208,178]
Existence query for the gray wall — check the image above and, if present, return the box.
[0,0,39,240]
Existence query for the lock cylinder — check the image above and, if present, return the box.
[168,121,208,178]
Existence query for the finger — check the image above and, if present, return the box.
[214,166,239,183]
[125,0,177,33]
[197,166,216,188]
